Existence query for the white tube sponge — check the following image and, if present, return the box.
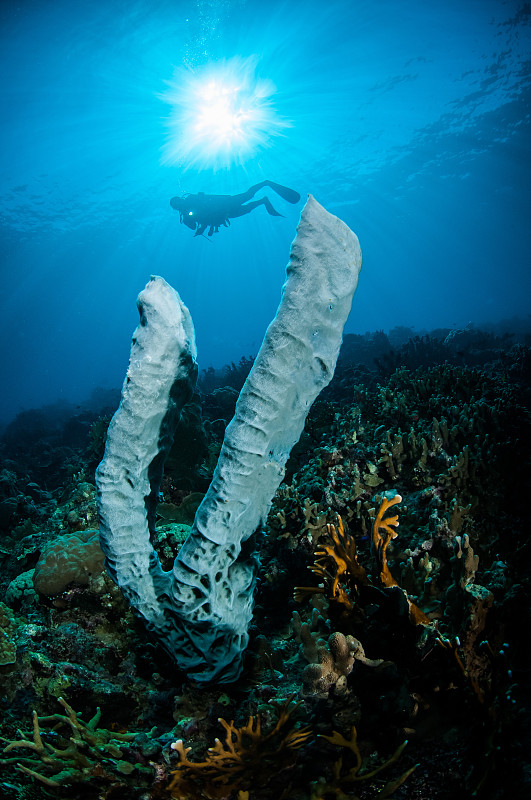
[96,277,197,630]
[96,195,362,683]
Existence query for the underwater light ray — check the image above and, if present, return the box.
[160,56,291,170]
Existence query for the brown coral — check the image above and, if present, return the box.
[371,495,431,626]
[168,698,312,799]
[312,724,417,799]
[296,497,432,628]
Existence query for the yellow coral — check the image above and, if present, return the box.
[371,494,401,588]
[372,495,431,626]
[294,515,368,612]
[296,496,432,627]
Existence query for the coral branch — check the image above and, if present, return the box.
[372,494,402,588]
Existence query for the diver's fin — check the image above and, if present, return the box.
[265,181,300,204]
[247,181,300,204]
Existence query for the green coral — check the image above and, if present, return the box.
[0,697,154,788]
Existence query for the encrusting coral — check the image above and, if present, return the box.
[32,529,105,596]
[0,602,17,666]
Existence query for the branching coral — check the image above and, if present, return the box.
[0,697,153,788]
[295,496,431,627]
[294,515,369,613]
[371,493,401,588]
[451,533,479,588]
[168,697,312,799]
[311,724,417,799]
[370,494,432,626]
[444,532,494,697]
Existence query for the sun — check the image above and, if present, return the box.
[160,56,290,170]
[195,81,250,144]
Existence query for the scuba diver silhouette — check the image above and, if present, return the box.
[170,180,300,237]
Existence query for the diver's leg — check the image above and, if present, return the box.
[230,198,283,219]
[260,197,283,216]
[231,183,268,204]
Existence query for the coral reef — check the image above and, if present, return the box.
[298,627,383,698]
[0,324,529,799]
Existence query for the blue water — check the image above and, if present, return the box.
[1,0,530,423]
